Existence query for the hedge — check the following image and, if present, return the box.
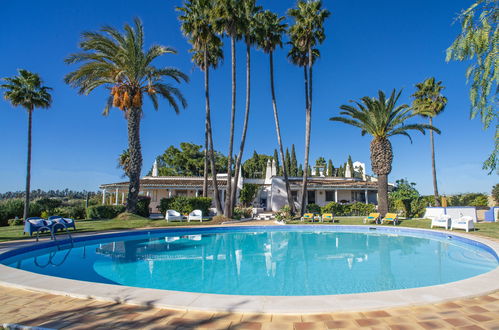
[159,196,212,215]
[321,202,376,216]
[136,196,151,218]
[86,205,126,219]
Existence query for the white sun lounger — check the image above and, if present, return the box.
[450,215,475,232]
[165,210,184,222]
[431,214,451,230]
[188,210,203,222]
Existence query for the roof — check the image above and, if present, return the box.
[100,176,228,189]
[287,178,380,189]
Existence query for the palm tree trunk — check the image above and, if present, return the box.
[225,36,237,218]
[429,117,440,206]
[270,52,296,213]
[203,128,208,197]
[23,107,33,220]
[231,41,251,210]
[204,50,223,215]
[126,106,143,214]
[299,47,313,215]
[377,174,388,217]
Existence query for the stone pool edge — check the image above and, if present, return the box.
[0,225,498,314]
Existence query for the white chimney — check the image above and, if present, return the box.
[152,160,159,177]
[265,159,272,183]
[271,159,277,176]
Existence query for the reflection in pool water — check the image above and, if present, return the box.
[3,229,497,296]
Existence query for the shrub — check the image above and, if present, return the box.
[349,202,376,216]
[212,215,229,223]
[239,183,259,206]
[321,202,345,216]
[8,218,23,226]
[306,203,321,214]
[410,196,435,218]
[469,195,488,206]
[136,196,151,218]
[275,205,292,221]
[52,205,86,219]
[86,205,126,219]
[35,198,62,212]
[233,207,252,220]
[159,196,212,215]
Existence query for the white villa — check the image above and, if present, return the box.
[100,159,384,214]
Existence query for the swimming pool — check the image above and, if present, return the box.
[1,226,497,297]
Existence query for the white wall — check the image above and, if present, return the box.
[270,178,288,211]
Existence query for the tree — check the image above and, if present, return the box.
[1,69,52,220]
[285,148,291,176]
[242,151,272,178]
[290,144,298,176]
[255,10,295,213]
[65,19,187,214]
[273,149,282,175]
[231,0,262,215]
[389,178,420,218]
[214,0,245,217]
[327,159,334,177]
[239,183,259,206]
[492,183,499,205]
[117,149,131,178]
[298,164,303,177]
[411,77,448,206]
[288,0,330,215]
[178,0,223,214]
[446,0,498,173]
[330,90,440,216]
[347,155,355,177]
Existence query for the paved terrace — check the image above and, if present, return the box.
[1,220,498,329]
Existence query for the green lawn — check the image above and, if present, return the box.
[0,216,497,242]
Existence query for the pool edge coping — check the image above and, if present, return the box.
[0,225,498,314]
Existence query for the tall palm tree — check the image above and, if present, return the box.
[330,90,440,216]
[255,10,295,213]
[65,19,188,213]
[288,0,330,215]
[411,77,448,207]
[178,0,224,214]
[214,0,244,218]
[230,0,262,212]
[1,69,52,220]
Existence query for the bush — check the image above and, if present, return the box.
[306,203,321,214]
[8,218,23,226]
[275,205,292,221]
[35,197,62,212]
[52,205,86,219]
[469,195,489,206]
[136,196,151,218]
[158,196,212,215]
[233,207,252,220]
[321,202,345,216]
[410,196,435,218]
[321,201,375,216]
[239,183,259,206]
[86,205,126,219]
[448,193,488,206]
[349,202,376,216]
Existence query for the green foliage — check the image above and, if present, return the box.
[492,184,499,205]
[448,193,489,206]
[389,179,420,217]
[321,202,375,216]
[35,198,63,212]
[410,196,436,218]
[8,219,23,226]
[243,151,272,178]
[285,148,291,176]
[0,198,43,223]
[321,202,344,215]
[446,0,498,173]
[349,202,376,216]
[1,69,52,110]
[290,145,298,176]
[327,159,334,176]
[306,203,321,214]
[136,196,151,218]
[86,205,126,220]
[117,149,130,178]
[159,196,212,216]
[239,183,259,207]
[233,207,252,220]
[275,205,292,221]
[469,195,489,206]
[273,149,282,176]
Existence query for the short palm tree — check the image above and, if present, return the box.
[230,0,261,212]
[288,0,330,215]
[1,69,52,220]
[214,0,245,217]
[330,90,440,216]
[178,0,224,214]
[255,10,295,213]
[117,149,131,178]
[65,19,188,214]
[412,77,448,207]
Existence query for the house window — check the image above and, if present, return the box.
[325,190,335,202]
[291,191,298,202]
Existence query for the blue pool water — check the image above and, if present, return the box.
[1,226,497,296]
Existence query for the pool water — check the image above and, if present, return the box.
[1,227,497,296]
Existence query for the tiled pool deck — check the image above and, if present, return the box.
[1,221,499,329]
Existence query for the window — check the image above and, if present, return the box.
[291,191,298,202]
[325,190,335,202]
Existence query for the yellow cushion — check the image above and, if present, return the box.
[367,213,380,219]
[322,213,333,219]
[383,213,398,220]
[303,213,314,219]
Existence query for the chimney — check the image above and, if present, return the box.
[152,160,159,177]
[271,159,277,176]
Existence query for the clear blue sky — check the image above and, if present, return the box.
[0,0,496,195]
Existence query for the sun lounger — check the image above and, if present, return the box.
[450,215,475,232]
[165,210,184,222]
[23,217,51,236]
[188,210,203,222]
[430,214,451,230]
[321,213,336,222]
[364,213,380,224]
[301,213,315,221]
[48,216,76,231]
[382,213,399,225]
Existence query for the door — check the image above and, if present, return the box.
[307,190,316,204]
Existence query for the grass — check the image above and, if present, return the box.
[0,215,497,242]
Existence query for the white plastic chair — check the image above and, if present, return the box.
[450,216,475,232]
[165,210,184,222]
[431,214,451,230]
[188,209,203,222]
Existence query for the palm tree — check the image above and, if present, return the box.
[329,90,440,216]
[117,149,131,178]
[65,19,188,214]
[214,0,244,218]
[230,0,262,212]
[255,10,295,213]
[178,0,224,214]
[1,69,52,220]
[288,0,330,215]
[411,77,448,207]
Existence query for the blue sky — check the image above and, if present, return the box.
[0,0,496,195]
